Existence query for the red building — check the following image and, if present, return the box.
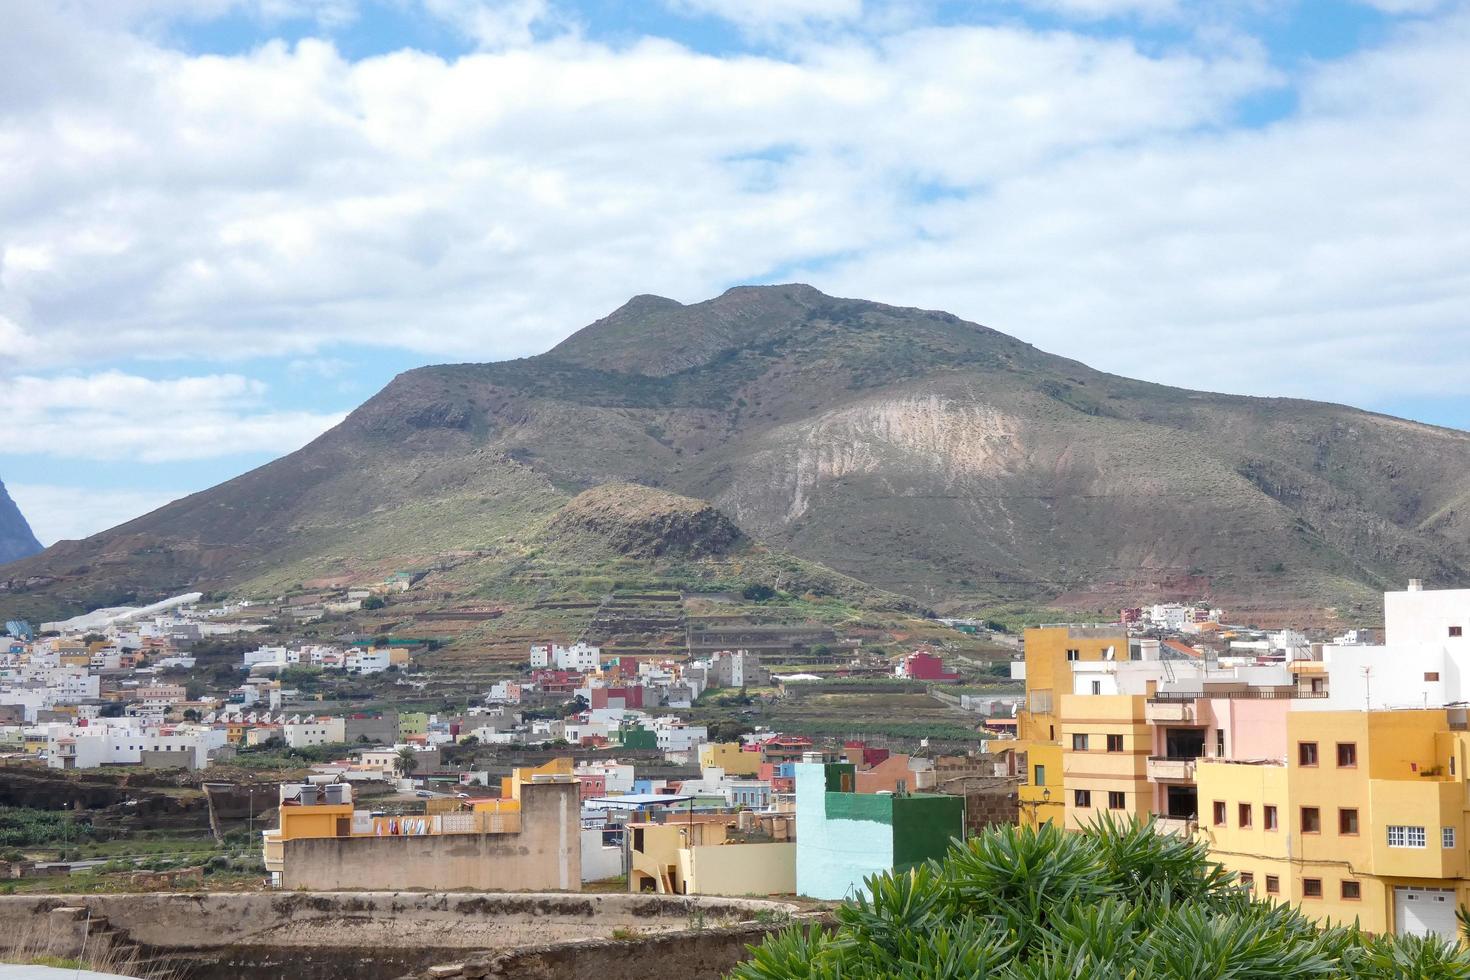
[576,772,606,801]
[589,685,645,710]
[898,650,959,683]
[531,669,584,694]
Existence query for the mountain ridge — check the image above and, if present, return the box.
[0,479,42,566]
[4,284,1469,623]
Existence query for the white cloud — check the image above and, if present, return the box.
[664,0,864,28]
[6,483,188,545]
[0,372,347,462]
[1004,0,1181,20]
[0,8,1274,372]
[0,2,1464,415]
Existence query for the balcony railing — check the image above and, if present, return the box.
[1145,701,1194,723]
[1147,689,1327,703]
[1153,817,1198,837]
[1146,756,1197,782]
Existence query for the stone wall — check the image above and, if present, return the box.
[284,780,578,891]
[0,892,798,956]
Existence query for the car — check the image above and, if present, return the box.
[415,790,432,798]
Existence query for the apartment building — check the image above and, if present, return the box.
[1014,624,1130,826]
[1016,584,1470,940]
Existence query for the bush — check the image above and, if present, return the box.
[742,583,777,602]
[732,817,1470,979]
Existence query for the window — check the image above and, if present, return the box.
[1090,680,1102,695]
[1074,789,1092,808]
[1301,807,1321,834]
[1387,825,1427,848]
[1239,872,1255,891]
[1341,880,1361,901]
[1107,734,1124,752]
[1066,649,1081,661]
[1265,875,1280,895]
[1108,791,1126,810]
[1216,728,1226,758]
[1339,808,1359,835]
[1298,742,1319,767]
[1425,672,1441,682]
[1213,800,1227,826]
[1238,803,1253,828]
[1336,742,1357,768]
[1445,827,1457,849]
[1450,626,1462,637]
[1302,878,1323,899]
[1264,805,1279,831]
[1034,765,1046,787]
[1072,733,1089,751]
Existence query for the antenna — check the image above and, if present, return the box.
[1361,666,1372,712]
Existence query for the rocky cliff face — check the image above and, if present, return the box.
[0,478,41,566]
[6,284,1470,621]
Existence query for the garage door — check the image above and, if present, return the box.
[1395,887,1458,939]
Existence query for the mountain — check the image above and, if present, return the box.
[0,479,42,566]
[6,283,1470,625]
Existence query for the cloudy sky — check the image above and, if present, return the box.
[2,0,1467,545]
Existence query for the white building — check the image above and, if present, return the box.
[1308,581,1470,711]
[530,642,601,672]
[346,648,391,674]
[284,717,347,748]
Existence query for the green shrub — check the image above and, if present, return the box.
[731,816,1470,979]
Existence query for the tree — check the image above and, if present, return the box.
[362,596,386,610]
[742,583,777,602]
[395,747,420,777]
[182,708,200,722]
[733,817,1470,979]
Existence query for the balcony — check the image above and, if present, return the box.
[1147,757,1197,782]
[1154,817,1198,837]
[1145,701,1195,723]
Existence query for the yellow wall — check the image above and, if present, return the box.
[1195,760,1295,906]
[686,842,797,896]
[700,742,762,777]
[278,803,353,841]
[502,758,573,801]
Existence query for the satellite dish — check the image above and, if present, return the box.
[1104,646,1116,661]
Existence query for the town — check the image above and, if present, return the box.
[3,576,1470,951]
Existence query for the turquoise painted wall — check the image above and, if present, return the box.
[795,762,895,900]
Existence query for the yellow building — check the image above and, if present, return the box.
[627,819,795,896]
[699,741,762,777]
[1015,624,1129,826]
[1198,708,1470,937]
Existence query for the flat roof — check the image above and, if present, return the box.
[585,794,695,809]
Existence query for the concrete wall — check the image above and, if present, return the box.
[413,921,813,980]
[581,827,624,883]
[284,781,579,891]
[688,842,796,896]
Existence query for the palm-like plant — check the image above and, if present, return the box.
[395,746,419,777]
[730,816,1470,979]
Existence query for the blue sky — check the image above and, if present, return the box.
[2,0,1468,544]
